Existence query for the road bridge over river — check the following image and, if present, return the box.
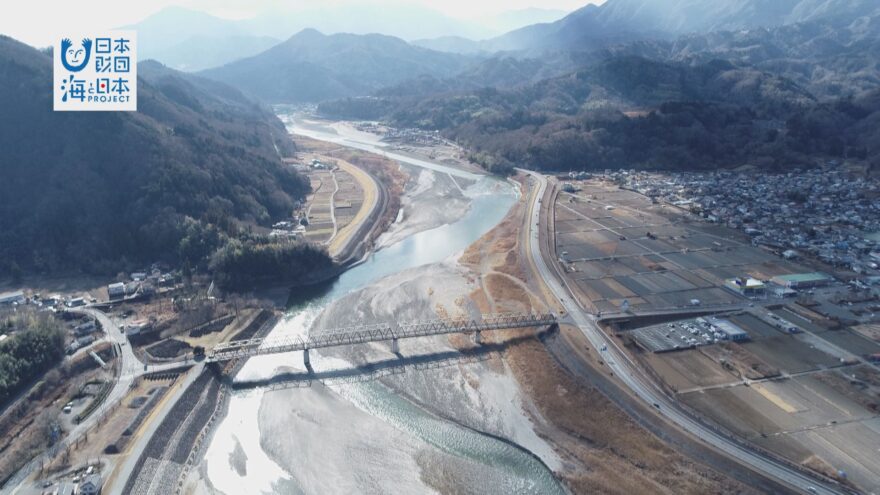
[207,313,557,364]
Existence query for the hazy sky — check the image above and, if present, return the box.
[2,0,604,47]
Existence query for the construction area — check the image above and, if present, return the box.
[553,180,824,315]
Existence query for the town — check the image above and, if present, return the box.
[594,165,880,281]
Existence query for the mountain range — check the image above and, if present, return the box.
[3,0,880,274]
[0,35,309,275]
[128,5,569,71]
[484,0,880,52]
[200,29,473,103]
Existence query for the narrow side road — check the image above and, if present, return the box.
[3,307,191,495]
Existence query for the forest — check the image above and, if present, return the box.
[0,36,332,285]
[320,56,880,175]
[209,240,335,291]
[0,313,66,408]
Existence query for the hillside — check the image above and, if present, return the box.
[200,29,474,103]
[323,55,816,121]
[0,35,322,277]
[645,13,880,98]
[320,55,878,174]
[486,0,880,52]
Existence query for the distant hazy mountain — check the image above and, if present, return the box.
[412,36,487,55]
[0,35,308,274]
[200,29,473,103]
[124,7,242,57]
[241,4,490,41]
[479,7,570,34]
[413,8,571,55]
[128,4,496,70]
[487,0,880,52]
[148,35,280,72]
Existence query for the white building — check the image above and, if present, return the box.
[108,282,125,299]
[125,319,152,337]
[0,290,25,306]
[78,474,102,495]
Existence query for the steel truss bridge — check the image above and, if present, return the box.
[207,313,557,363]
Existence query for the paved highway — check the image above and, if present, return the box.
[519,169,845,495]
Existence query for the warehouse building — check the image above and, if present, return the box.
[713,318,750,342]
[770,272,834,289]
[725,277,766,299]
[108,282,126,300]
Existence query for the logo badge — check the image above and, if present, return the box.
[54,31,137,111]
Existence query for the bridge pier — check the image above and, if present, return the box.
[303,348,311,368]
[473,330,482,345]
[391,338,400,355]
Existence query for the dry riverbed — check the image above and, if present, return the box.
[183,165,749,495]
[376,167,473,249]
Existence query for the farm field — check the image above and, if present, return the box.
[554,180,812,314]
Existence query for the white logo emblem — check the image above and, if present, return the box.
[54,31,137,111]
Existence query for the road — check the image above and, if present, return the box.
[107,362,205,495]
[519,169,846,495]
[2,307,190,495]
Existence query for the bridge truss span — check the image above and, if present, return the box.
[207,312,557,362]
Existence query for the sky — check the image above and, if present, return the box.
[1,0,604,47]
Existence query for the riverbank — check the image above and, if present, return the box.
[239,168,561,493]
[297,135,406,263]
[180,132,556,493]
[458,177,757,494]
[172,115,757,495]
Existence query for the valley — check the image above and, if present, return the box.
[3,1,880,494]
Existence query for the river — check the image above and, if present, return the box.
[198,115,565,495]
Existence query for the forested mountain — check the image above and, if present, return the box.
[485,0,880,52]
[322,56,816,121]
[320,55,878,174]
[610,11,880,99]
[200,29,474,103]
[0,35,323,278]
[315,0,880,176]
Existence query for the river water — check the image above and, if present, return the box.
[199,116,565,494]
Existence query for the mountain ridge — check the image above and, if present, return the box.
[200,29,475,103]
[0,35,312,275]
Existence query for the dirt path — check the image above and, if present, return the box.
[326,170,340,245]
[327,157,378,258]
